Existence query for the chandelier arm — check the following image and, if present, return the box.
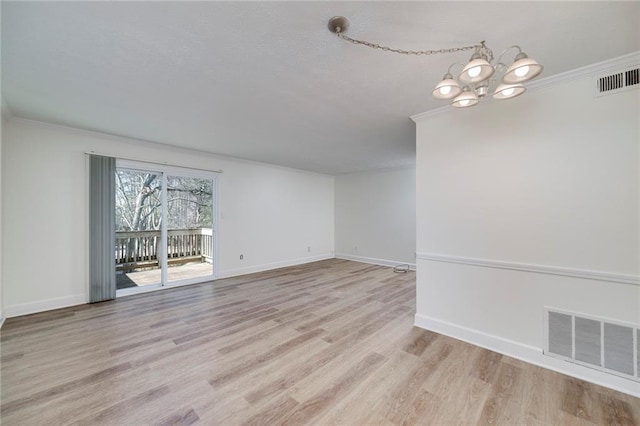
[446,63,466,75]
[495,45,523,66]
[335,32,481,57]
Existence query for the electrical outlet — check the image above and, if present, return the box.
[308,246,311,252]
[240,254,244,260]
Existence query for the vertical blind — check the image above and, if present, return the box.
[89,154,116,302]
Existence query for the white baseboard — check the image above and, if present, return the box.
[335,253,416,270]
[4,294,87,318]
[218,253,335,279]
[414,313,640,398]
[0,312,5,329]
[4,255,334,316]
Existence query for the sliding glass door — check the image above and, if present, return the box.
[114,161,217,294]
[166,175,214,283]
[115,168,163,289]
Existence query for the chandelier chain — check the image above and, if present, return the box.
[336,32,481,56]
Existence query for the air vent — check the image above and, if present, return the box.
[544,308,639,382]
[626,68,639,86]
[595,66,640,96]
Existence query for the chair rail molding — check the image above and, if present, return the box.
[415,252,640,286]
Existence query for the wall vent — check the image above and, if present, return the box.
[544,308,639,382]
[595,66,640,96]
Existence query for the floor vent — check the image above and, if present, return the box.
[595,66,640,96]
[544,308,639,382]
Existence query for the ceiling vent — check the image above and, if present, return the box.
[544,308,639,382]
[595,66,639,97]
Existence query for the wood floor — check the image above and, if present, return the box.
[1,259,638,425]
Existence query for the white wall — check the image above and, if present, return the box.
[2,118,334,317]
[1,0,5,323]
[335,167,415,267]
[414,68,639,395]
[0,106,5,326]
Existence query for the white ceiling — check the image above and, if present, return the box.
[2,2,639,174]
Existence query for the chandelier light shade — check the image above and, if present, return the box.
[503,52,544,84]
[459,56,495,84]
[327,16,543,110]
[493,83,526,100]
[452,87,479,108]
[432,73,462,99]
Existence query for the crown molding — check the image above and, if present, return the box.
[335,163,415,176]
[526,50,640,92]
[410,105,451,122]
[7,116,334,178]
[411,50,640,123]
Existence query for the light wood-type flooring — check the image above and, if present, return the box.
[1,259,638,425]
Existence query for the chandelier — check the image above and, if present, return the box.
[328,16,543,108]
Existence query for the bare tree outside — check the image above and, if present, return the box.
[116,171,162,232]
[166,176,213,230]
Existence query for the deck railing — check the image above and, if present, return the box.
[115,228,213,271]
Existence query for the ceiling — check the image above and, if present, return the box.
[2,2,639,174]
